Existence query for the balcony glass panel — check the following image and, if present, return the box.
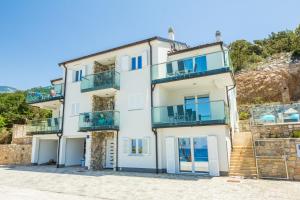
[26,84,64,104]
[251,103,300,125]
[81,70,120,92]
[79,111,120,131]
[27,117,62,134]
[151,51,231,83]
[152,100,228,127]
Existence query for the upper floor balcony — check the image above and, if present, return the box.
[81,70,120,96]
[26,84,64,106]
[26,117,62,135]
[151,51,232,84]
[78,110,120,132]
[152,100,228,128]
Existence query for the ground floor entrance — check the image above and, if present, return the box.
[32,138,58,165]
[65,138,86,166]
[178,137,208,173]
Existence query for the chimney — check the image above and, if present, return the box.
[168,27,175,41]
[215,30,221,42]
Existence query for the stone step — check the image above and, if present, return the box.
[231,153,254,156]
[232,146,253,149]
[230,159,256,164]
[230,157,256,160]
[230,167,257,171]
[229,173,257,178]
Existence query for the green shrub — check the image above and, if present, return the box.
[291,48,300,61]
[239,111,250,120]
[293,130,300,138]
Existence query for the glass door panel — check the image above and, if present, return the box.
[193,137,209,172]
[195,56,207,72]
[184,97,196,121]
[178,138,192,172]
[197,96,211,121]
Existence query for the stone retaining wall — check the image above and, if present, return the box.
[252,123,300,139]
[0,144,31,165]
[254,138,300,180]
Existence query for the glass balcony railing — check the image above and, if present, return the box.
[151,51,232,84]
[26,84,64,104]
[251,103,300,125]
[79,111,120,131]
[27,117,62,135]
[81,70,120,93]
[152,100,228,128]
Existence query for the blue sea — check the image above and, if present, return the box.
[179,149,208,162]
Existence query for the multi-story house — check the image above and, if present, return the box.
[26,29,238,176]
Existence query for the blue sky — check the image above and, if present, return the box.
[0,0,299,90]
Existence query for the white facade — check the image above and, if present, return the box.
[28,37,238,176]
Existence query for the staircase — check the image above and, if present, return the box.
[229,131,258,178]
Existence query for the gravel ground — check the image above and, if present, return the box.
[0,165,299,200]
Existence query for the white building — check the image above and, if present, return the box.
[26,31,238,176]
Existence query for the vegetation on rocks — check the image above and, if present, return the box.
[0,91,51,144]
[230,24,300,72]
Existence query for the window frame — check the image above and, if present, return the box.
[131,57,137,70]
[130,138,143,155]
[137,56,142,69]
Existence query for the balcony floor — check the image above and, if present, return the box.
[152,119,227,129]
[27,130,62,136]
[152,67,231,85]
[79,125,119,132]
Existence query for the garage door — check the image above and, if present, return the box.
[38,139,58,165]
[65,138,85,166]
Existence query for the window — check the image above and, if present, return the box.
[123,138,150,155]
[71,103,80,116]
[131,57,136,70]
[131,56,142,70]
[73,70,83,82]
[131,139,143,155]
[128,93,144,110]
[138,56,142,69]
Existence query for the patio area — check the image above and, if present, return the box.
[0,165,299,200]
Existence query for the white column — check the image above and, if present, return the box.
[31,136,39,164]
[85,134,92,169]
[58,137,66,166]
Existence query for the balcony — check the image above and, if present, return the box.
[152,100,228,128]
[79,111,120,132]
[151,51,232,84]
[81,70,120,94]
[27,117,62,135]
[26,84,64,104]
[251,103,300,125]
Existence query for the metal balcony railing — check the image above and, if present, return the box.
[152,100,228,128]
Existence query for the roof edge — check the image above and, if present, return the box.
[168,41,223,56]
[58,36,187,66]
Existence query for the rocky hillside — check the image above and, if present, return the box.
[0,86,17,93]
[236,53,300,104]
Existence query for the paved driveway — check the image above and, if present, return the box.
[0,165,299,200]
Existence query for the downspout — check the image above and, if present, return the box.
[57,64,68,168]
[226,84,236,151]
[116,130,119,171]
[148,40,159,174]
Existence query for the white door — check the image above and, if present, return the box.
[207,136,220,176]
[165,137,176,173]
[105,139,114,168]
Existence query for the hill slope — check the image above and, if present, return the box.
[0,86,17,93]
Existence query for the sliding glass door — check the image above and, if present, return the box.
[178,137,209,173]
[178,138,192,172]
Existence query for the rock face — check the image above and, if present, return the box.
[236,53,300,104]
